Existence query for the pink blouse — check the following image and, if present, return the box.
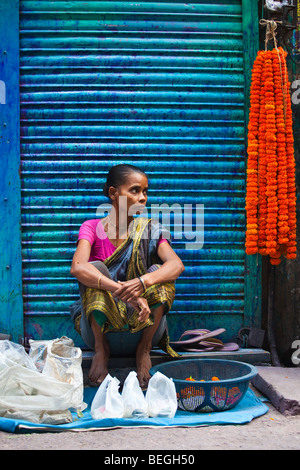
[77,219,167,262]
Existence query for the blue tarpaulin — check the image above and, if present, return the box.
[0,387,268,433]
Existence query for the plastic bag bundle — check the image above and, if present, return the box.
[146,371,177,418]
[0,338,179,423]
[90,371,178,420]
[122,371,149,418]
[91,374,124,419]
[0,340,74,424]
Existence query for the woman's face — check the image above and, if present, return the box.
[109,171,148,216]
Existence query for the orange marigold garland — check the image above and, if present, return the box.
[245,46,297,265]
[257,53,268,255]
[245,52,263,255]
[273,48,289,250]
[264,50,278,260]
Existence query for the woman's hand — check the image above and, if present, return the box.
[113,278,145,303]
[135,296,151,323]
[113,279,150,323]
[121,294,151,323]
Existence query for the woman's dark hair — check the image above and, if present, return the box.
[103,164,148,199]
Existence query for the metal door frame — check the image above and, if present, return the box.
[0,0,23,342]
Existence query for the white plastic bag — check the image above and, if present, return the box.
[91,374,124,419]
[145,371,177,418]
[29,336,86,412]
[29,338,53,373]
[265,0,289,12]
[29,336,74,374]
[40,337,86,412]
[0,341,74,424]
[122,371,149,418]
[0,340,37,371]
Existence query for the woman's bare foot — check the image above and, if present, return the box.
[136,340,152,389]
[135,305,164,389]
[89,339,110,384]
[89,314,110,384]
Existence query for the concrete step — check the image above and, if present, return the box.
[82,348,271,386]
[82,347,270,368]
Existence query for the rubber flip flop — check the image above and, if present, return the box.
[170,328,226,346]
[178,328,225,340]
[219,342,240,351]
[182,345,216,352]
[181,338,224,352]
[183,342,239,353]
[198,338,224,347]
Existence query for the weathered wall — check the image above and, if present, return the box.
[273,62,300,365]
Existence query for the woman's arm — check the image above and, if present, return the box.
[143,241,185,287]
[70,239,120,293]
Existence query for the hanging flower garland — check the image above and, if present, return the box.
[245,43,297,265]
[245,51,263,255]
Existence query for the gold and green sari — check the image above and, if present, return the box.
[72,217,179,357]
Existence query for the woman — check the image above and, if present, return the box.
[70,164,185,388]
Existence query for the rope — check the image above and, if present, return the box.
[259,18,279,50]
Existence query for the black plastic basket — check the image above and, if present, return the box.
[150,358,257,412]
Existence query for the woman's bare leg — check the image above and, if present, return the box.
[88,314,110,384]
[136,304,164,389]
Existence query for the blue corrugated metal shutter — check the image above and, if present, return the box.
[19,0,258,345]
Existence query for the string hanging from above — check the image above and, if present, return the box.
[245,19,297,265]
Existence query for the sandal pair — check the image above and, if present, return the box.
[169,328,239,352]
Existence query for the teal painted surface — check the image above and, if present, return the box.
[242,0,261,328]
[19,0,260,345]
[0,0,23,342]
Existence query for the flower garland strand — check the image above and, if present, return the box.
[245,52,263,255]
[272,48,289,261]
[264,50,278,260]
[245,47,297,265]
[257,53,268,255]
